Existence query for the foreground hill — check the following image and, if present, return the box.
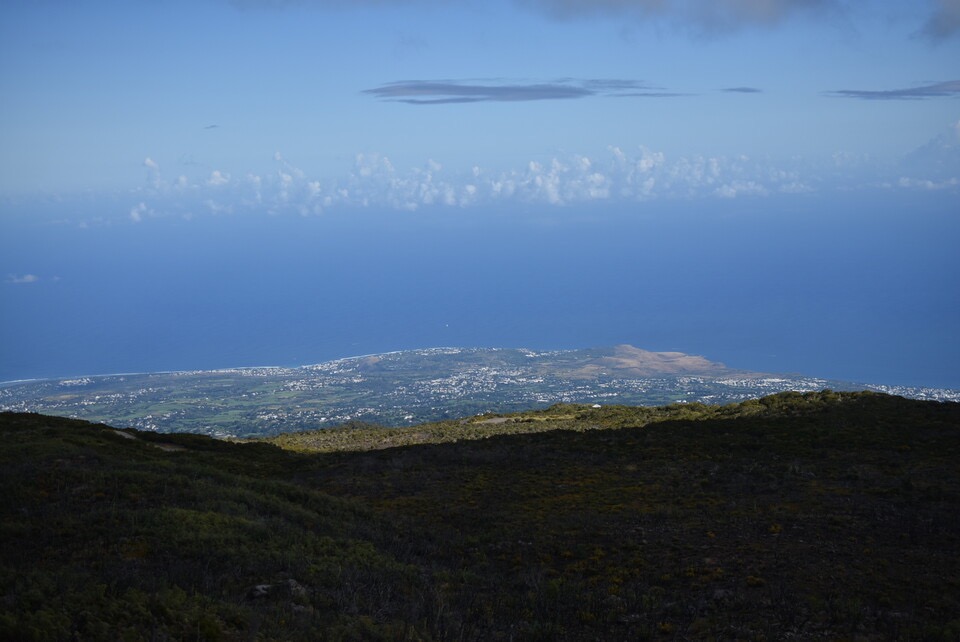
[3,345,957,437]
[2,391,960,640]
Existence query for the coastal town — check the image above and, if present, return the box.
[2,347,957,438]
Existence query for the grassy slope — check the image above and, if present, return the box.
[2,391,959,640]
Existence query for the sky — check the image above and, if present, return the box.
[0,0,958,203]
[1,0,959,387]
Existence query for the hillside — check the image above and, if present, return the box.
[2,392,960,640]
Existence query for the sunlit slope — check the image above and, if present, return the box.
[2,391,959,640]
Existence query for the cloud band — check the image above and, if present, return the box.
[826,80,960,101]
[363,79,683,104]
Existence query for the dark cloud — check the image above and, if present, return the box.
[230,0,435,7]
[227,0,960,46]
[723,87,762,93]
[825,80,960,100]
[363,79,676,104]
[231,0,837,34]
[365,81,591,104]
[578,78,648,91]
[919,0,960,41]
[614,91,690,98]
[516,0,836,32]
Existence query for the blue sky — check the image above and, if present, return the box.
[1,0,958,207]
[1,1,959,387]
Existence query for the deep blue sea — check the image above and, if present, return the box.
[2,192,958,388]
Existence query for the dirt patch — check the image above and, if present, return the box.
[111,429,185,452]
[152,443,187,452]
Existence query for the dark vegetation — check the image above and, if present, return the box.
[2,391,959,640]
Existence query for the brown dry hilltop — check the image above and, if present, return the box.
[566,344,734,379]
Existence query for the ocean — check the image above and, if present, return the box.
[2,191,958,388]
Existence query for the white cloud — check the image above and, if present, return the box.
[129,201,148,222]
[208,170,231,187]
[6,274,40,284]
[119,141,956,222]
[143,157,162,188]
[897,176,960,190]
[275,152,306,179]
[714,180,768,198]
[194,148,769,209]
[204,199,233,215]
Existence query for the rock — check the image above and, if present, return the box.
[247,584,272,600]
[712,589,733,603]
[284,579,308,600]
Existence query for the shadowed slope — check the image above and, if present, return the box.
[2,392,959,640]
